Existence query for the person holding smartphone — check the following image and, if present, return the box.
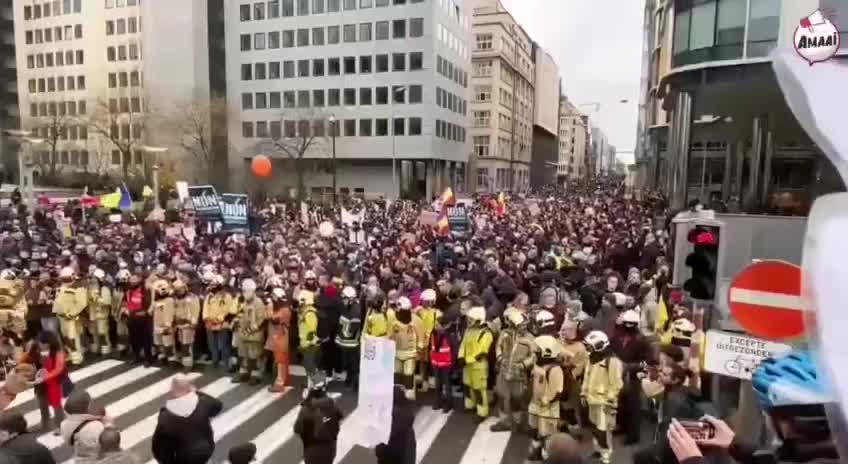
[667,351,838,464]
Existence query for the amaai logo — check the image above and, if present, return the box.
[794,10,840,65]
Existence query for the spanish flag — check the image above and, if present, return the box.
[440,187,455,207]
[496,192,507,217]
[436,211,450,237]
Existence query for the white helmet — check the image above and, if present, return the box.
[92,268,106,280]
[116,269,131,282]
[398,296,412,311]
[267,275,284,288]
[342,286,357,299]
[271,288,286,300]
[467,306,486,324]
[305,270,317,280]
[535,335,562,359]
[584,330,610,352]
[241,279,257,292]
[421,289,437,302]
[670,318,696,339]
[213,274,226,286]
[619,309,640,326]
[0,269,16,280]
[535,310,556,331]
[59,267,75,279]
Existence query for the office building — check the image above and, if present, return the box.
[225,0,472,200]
[636,0,847,213]
[1,0,19,181]
[528,41,559,189]
[557,96,588,182]
[468,0,533,192]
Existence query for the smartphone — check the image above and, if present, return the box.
[679,420,715,440]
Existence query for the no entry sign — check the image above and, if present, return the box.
[728,260,806,340]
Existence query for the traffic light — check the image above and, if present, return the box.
[683,224,720,300]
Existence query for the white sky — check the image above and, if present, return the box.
[499,0,646,164]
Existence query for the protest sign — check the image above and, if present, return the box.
[358,336,395,447]
[220,193,249,233]
[187,185,222,221]
[446,204,471,235]
[418,211,438,226]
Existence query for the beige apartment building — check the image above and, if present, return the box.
[558,97,588,182]
[468,0,534,192]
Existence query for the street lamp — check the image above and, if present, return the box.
[140,145,168,209]
[391,85,407,201]
[328,115,338,204]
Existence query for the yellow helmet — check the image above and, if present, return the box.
[535,335,562,359]
[299,290,315,307]
[172,279,187,292]
[670,318,695,340]
[507,309,526,328]
[152,280,171,295]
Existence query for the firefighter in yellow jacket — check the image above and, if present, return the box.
[53,267,88,365]
[560,318,589,432]
[363,291,389,338]
[415,289,440,392]
[491,308,535,432]
[391,297,421,400]
[0,269,27,359]
[581,330,624,464]
[459,306,493,419]
[87,269,112,355]
[203,275,238,369]
[298,290,320,388]
[172,279,201,371]
[527,335,565,461]
[234,279,267,385]
[151,280,176,364]
[112,269,131,357]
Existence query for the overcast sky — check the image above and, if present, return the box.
[500,0,646,164]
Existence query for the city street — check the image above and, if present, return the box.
[4,358,647,464]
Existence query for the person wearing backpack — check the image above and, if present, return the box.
[294,374,342,464]
[60,389,111,462]
[527,335,565,462]
[151,375,223,464]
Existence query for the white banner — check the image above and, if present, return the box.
[703,330,791,380]
[357,336,396,447]
[341,207,364,226]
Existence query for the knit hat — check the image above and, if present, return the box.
[228,443,257,464]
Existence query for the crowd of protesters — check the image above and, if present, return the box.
[0,178,740,464]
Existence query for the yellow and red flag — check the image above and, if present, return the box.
[440,187,455,207]
[436,211,450,237]
[496,192,507,217]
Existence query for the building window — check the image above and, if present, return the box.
[254,2,266,19]
[409,85,422,103]
[344,56,356,73]
[328,0,340,12]
[313,0,324,13]
[328,26,340,44]
[108,73,117,88]
[361,0,372,7]
[343,24,357,42]
[270,92,281,108]
[409,117,422,135]
[240,34,251,50]
[410,18,423,37]
[107,46,116,61]
[255,32,266,49]
[269,0,280,17]
[117,18,126,34]
[118,45,127,60]
[393,118,404,136]
[392,85,406,103]
[313,27,325,45]
[360,87,372,105]
[283,0,294,16]
[128,17,137,33]
[328,58,340,75]
[474,59,492,76]
[313,58,325,76]
[392,53,405,71]
[283,30,294,47]
[475,85,491,102]
[376,118,388,136]
[474,136,489,156]
[360,55,372,73]
[376,86,388,104]
[410,52,423,70]
[343,119,356,136]
[242,93,254,110]
[313,89,325,107]
[256,62,267,79]
[344,88,356,105]
[271,121,282,138]
[76,50,84,64]
[360,23,372,41]
[74,24,82,38]
[376,54,389,72]
[242,122,254,138]
[256,93,267,109]
[359,119,372,136]
[130,71,140,86]
[298,0,309,15]
[269,61,280,78]
[747,0,780,57]
[283,91,296,107]
[106,20,115,35]
[476,33,492,50]
[474,110,490,127]
[344,0,355,10]
[269,31,280,48]
[241,63,252,80]
[393,19,406,38]
[297,28,309,46]
[298,59,310,77]
[328,89,340,106]
[129,43,138,60]
[376,21,389,40]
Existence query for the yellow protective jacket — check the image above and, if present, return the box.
[391,316,422,361]
[416,307,439,351]
[0,279,27,316]
[562,340,589,380]
[237,297,268,343]
[529,363,565,418]
[581,355,624,408]
[459,326,494,369]
[151,297,175,333]
[496,329,536,381]
[87,285,112,321]
[363,309,392,339]
[53,284,88,320]
[299,306,319,349]
[173,294,201,328]
[203,291,237,330]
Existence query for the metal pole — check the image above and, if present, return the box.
[153,165,160,209]
[392,121,397,200]
[332,123,337,204]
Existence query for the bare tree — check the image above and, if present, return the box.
[83,93,154,179]
[24,106,78,177]
[173,97,229,182]
[261,110,329,200]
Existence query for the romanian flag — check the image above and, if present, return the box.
[496,192,507,217]
[440,187,455,207]
[436,211,450,237]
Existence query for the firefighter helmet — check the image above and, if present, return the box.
[172,279,188,292]
[584,330,610,352]
[670,318,696,340]
[116,269,131,282]
[59,267,75,280]
[342,286,357,299]
[299,290,315,306]
[535,310,556,332]
[507,309,527,328]
[92,268,106,281]
[398,296,412,311]
[241,279,257,292]
[0,269,16,280]
[304,270,317,280]
[421,289,437,302]
[620,309,640,328]
[535,335,562,359]
[152,280,171,295]
[467,306,486,324]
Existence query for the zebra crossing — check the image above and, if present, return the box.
[6,358,605,464]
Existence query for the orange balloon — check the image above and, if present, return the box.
[251,155,272,178]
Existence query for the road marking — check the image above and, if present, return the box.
[416,408,453,464]
[458,417,512,464]
[9,359,123,409]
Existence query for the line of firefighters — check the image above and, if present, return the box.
[0,265,698,463]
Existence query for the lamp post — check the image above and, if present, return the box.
[391,85,407,200]
[329,115,338,203]
[140,145,168,209]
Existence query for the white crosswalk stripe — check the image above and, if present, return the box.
[8,359,122,410]
[12,360,538,464]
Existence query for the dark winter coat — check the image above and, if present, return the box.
[294,394,343,464]
[151,392,223,464]
[0,433,55,464]
[376,387,416,464]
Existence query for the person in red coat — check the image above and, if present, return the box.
[19,331,70,432]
